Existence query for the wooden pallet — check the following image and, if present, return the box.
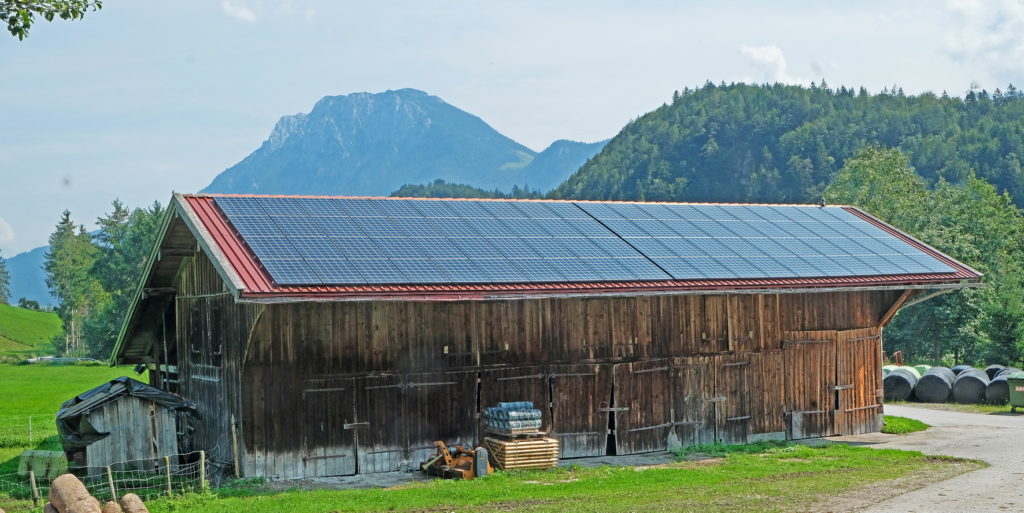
[484,427,546,439]
[484,437,559,470]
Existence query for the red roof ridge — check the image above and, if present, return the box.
[185,193,851,209]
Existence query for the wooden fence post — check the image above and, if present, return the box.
[106,466,117,502]
[28,470,40,508]
[164,456,173,497]
[199,451,208,493]
[230,416,240,478]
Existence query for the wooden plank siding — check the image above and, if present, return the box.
[158,249,907,479]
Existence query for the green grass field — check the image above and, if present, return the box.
[881,415,930,434]
[0,304,62,358]
[0,363,136,476]
[132,444,975,513]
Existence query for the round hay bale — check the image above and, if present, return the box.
[49,473,101,513]
[884,367,919,401]
[996,367,1023,378]
[986,375,1010,404]
[915,367,955,403]
[913,364,932,376]
[899,366,922,379]
[953,368,990,404]
[119,493,150,513]
[984,364,1006,380]
[951,364,972,376]
[102,501,124,513]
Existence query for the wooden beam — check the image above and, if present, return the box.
[160,247,196,257]
[143,287,178,298]
[879,289,916,327]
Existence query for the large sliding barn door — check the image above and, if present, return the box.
[549,364,612,458]
[612,359,673,454]
[404,371,478,465]
[352,375,404,474]
[715,355,752,444]
[835,328,884,435]
[670,357,717,446]
[479,366,550,434]
[783,330,838,439]
[302,378,357,477]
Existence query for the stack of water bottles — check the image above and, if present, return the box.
[483,401,543,434]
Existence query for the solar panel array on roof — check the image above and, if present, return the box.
[212,196,958,286]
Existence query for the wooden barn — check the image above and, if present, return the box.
[111,194,980,480]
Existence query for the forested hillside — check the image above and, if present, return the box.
[552,82,1024,205]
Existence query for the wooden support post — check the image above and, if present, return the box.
[106,466,117,502]
[199,451,207,493]
[164,456,173,497]
[879,289,915,327]
[28,470,40,508]
[230,416,240,478]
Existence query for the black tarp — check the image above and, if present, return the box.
[57,376,197,453]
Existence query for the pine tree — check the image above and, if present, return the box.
[0,249,10,304]
[43,210,105,355]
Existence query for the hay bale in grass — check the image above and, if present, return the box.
[953,368,990,404]
[900,366,922,379]
[984,364,1006,380]
[915,367,956,403]
[986,375,1010,404]
[913,364,931,376]
[49,474,101,513]
[101,501,124,513]
[996,367,1023,378]
[951,364,972,375]
[119,493,150,513]
[884,367,919,401]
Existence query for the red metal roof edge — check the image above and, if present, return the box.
[184,192,849,208]
[183,196,980,301]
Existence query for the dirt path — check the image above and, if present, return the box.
[830,404,1024,513]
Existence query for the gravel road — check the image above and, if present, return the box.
[831,404,1024,513]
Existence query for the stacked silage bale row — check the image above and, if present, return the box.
[883,363,1022,405]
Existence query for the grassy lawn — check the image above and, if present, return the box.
[887,400,1017,415]
[0,363,138,476]
[0,305,62,358]
[881,415,929,434]
[114,444,974,513]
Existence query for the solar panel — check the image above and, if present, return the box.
[213,196,958,287]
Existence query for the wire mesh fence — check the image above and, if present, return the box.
[0,415,58,448]
[0,451,223,505]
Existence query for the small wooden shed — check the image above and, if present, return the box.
[111,194,981,480]
[57,377,196,471]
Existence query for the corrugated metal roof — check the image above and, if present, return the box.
[181,194,980,300]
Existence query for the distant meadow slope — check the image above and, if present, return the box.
[0,304,61,358]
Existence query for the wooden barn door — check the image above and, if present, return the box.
[715,356,752,444]
[835,328,884,435]
[351,375,404,474]
[302,378,357,477]
[549,363,612,458]
[479,366,550,433]
[403,371,478,465]
[782,330,838,439]
[612,359,672,455]
[670,357,717,446]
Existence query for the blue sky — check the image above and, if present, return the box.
[0,0,1021,255]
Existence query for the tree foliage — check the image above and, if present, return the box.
[1,0,101,40]
[43,201,164,358]
[0,249,10,304]
[552,82,1024,206]
[391,179,543,199]
[825,147,1024,366]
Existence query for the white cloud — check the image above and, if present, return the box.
[945,0,1024,70]
[221,0,258,22]
[739,44,807,85]
[0,217,14,244]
